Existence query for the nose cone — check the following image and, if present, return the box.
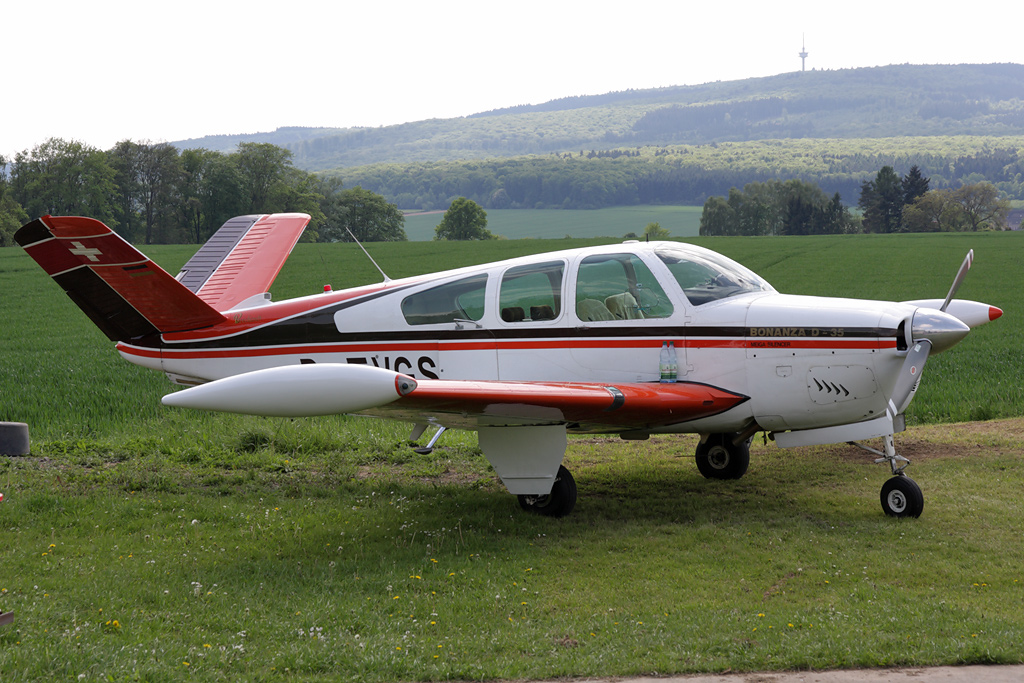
[911,308,971,353]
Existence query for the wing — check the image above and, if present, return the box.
[177,213,310,311]
[161,363,749,431]
[376,378,748,431]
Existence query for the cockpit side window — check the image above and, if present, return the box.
[656,245,772,306]
[499,261,564,323]
[575,253,673,321]
[401,273,488,325]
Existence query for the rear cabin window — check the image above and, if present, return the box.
[401,274,488,325]
[498,261,564,323]
[575,253,673,321]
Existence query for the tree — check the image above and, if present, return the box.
[952,182,1010,231]
[903,190,954,232]
[234,142,293,213]
[902,165,930,205]
[321,185,406,242]
[108,140,145,241]
[434,197,495,240]
[0,155,29,246]
[642,222,670,240]
[10,138,117,226]
[858,166,904,233]
[137,142,183,244]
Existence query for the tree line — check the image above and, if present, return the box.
[331,143,1024,212]
[0,138,407,247]
[699,180,858,236]
[859,166,1011,233]
[699,166,1012,236]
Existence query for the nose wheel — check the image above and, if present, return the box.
[881,475,924,518]
[851,433,925,518]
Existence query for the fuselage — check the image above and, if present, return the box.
[117,241,929,435]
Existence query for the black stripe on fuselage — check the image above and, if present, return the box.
[156,313,900,351]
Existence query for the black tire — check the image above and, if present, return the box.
[695,433,750,480]
[517,465,577,518]
[0,422,30,456]
[880,475,924,518]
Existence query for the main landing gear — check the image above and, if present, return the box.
[852,433,925,518]
[518,465,577,518]
[694,432,751,480]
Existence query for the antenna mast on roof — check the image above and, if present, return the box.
[345,227,391,283]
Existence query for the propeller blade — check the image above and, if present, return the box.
[940,250,974,312]
[890,339,932,416]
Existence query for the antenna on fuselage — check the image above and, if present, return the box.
[345,226,391,283]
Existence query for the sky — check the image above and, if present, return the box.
[4,0,1022,159]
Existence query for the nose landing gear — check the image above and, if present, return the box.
[851,433,925,518]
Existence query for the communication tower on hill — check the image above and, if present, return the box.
[799,34,809,71]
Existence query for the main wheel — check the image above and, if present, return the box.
[695,433,750,480]
[880,475,924,518]
[517,465,577,518]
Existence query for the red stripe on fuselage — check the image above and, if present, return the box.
[119,336,895,362]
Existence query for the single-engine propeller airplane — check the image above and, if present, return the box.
[16,213,1002,519]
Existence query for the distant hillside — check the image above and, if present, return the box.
[173,64,1024,172]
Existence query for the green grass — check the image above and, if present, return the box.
[2,427,1022,680]
[402,206,703,241]
[1,232,1023,680]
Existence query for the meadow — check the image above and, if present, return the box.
[1,231,1022,680]
[401,206,703,241]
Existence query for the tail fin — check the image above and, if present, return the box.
[16,215,227,341]
[176,213,310,311]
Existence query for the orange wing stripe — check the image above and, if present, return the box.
[391,380,748,430]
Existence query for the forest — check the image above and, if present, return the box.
[328,138,1024,210]
[0,139,407,246]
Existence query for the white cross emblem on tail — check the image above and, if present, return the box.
[69,241,102,262]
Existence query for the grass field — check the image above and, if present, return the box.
[402,206,704,241]
[1,232,1022,680]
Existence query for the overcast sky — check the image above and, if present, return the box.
[4,0,1021,158]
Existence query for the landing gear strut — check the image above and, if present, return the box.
[517,465,577,518]
[851,433,924,518]
[695,433,750,480]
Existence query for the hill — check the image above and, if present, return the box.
[173,64,1024,171]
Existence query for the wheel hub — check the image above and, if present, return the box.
[886,490,907,514]
[707,446,730,470]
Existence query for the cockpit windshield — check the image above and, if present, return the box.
[655,244,774,306]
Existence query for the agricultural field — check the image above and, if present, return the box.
[1,232,1023,681]
[402,205,704,241]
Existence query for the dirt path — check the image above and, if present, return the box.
[614,664,1024,682]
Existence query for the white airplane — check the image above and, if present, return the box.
[16,213,1002,519]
